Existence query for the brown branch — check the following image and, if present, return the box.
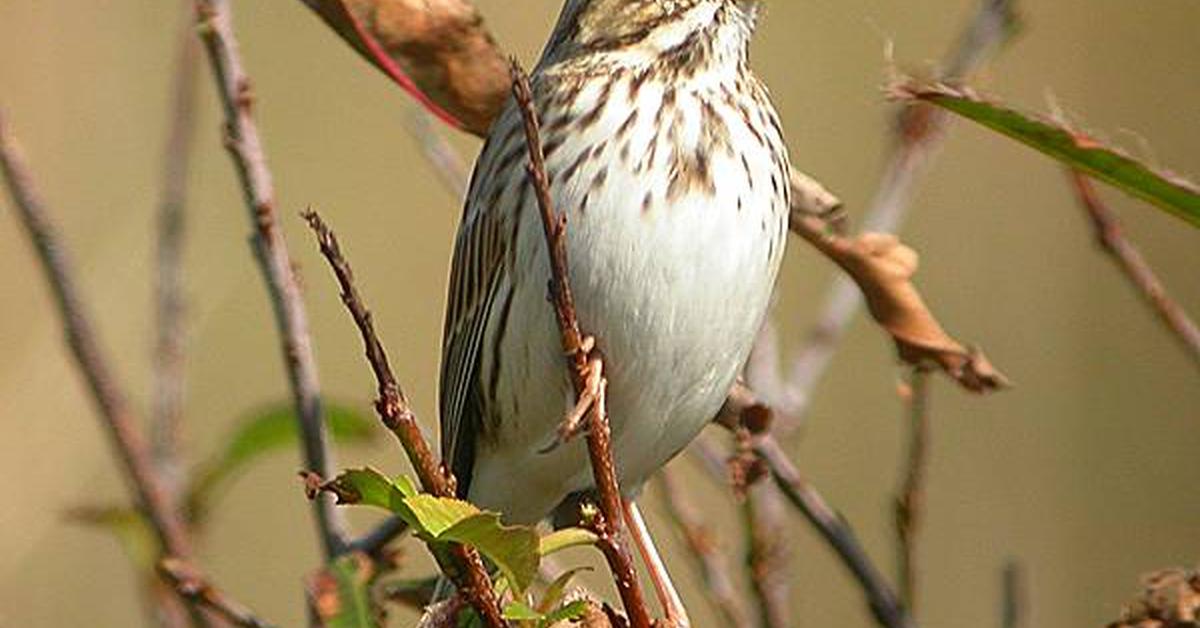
[760,0,1021,431]
[0,109,195,564]
[159,559,274,628]
[510,61,653,628]
[655,467,750,627]
[191,0,348,559]
[894,368,933,611]
[756,434,914,628]
[152,4,201,503]
[742,480,793,628]
[1067,172,1200,369]
[302,211,505,628]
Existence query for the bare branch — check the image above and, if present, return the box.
[152,4,201,502]
[1067,172,1200,369]
[894,368,933,611]
[756,434,915,628]
[191,0,348,558]
[764,0,1021,430]
[743,481,793,628]
[0,109,195,564]
[159,559,275,628]
[302,211,505,628]
[510,61,653,628]
[655,468,750,626]
[1002,560,1026,628]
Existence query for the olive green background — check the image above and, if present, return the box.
[1,1,1197,626]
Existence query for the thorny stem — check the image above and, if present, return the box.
[511,61,654,628]
[1067,172,1200,369]
[191,0,348,559]
[303,211,506,628]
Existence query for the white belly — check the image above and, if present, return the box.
[468,71,789,524]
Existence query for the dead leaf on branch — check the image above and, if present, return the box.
[790,195,1010,393]
[300,0,509,136]
[1109,567,1200,628]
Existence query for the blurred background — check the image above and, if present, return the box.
[1,1,1197,626]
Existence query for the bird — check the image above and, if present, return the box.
[439,0,790,622]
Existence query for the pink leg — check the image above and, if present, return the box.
[623,498,691,627]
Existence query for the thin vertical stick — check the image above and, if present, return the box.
[191,0,348,558]
[0,110,195,564]
[152,3,201,502]
[656,468,750,626]
[303,211,506,628]
[894,368,932,611]
[510,61,653,628]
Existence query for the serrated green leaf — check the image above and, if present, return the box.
[538,527,598,556]
[900,82,1200,228]
[403,494,480,537]
[187,402,376,520]
[440,512,540,592]
[309,554,379,628]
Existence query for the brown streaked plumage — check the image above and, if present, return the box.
[439,2,787,621]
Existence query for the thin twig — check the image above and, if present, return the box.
[191,0,348,559]
[0,109,195,564]
[1067,172,1200,369]
[152,3,201,503]
[894,368,933,612]
[159,559,275,628]
[510,61,653,628]
[1001,560,1026,628]
[405,106,470,199]
[762,0,1020,432]
[743,481,792,628]
[655,467,750,627]
[303,211,506,628]
[755,435,915,628]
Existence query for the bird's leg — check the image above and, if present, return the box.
[623,498,691,628]
[542,347,604,452]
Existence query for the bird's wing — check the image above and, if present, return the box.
[439,115,523,498]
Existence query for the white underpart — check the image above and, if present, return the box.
[468,2,788,524]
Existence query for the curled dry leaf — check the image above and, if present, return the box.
[300,0,509,136]
[1109,567,1200,628]
[790,201,1009,393]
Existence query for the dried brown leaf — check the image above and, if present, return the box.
[301,0,509,136]
[1110,568,1200,628]
[790,209,1009,393]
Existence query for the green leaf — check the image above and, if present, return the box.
[320,468,408,511]
[316,472,542,592]
[65,506,156,569]
[542,599,590,625]
[502,601,543,621]
[308,554,379,628]
[187,402,376,520]
[440,512,540,593]
[536,567,592,616]
[896,81,1200,228]
[538,527,598,557]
